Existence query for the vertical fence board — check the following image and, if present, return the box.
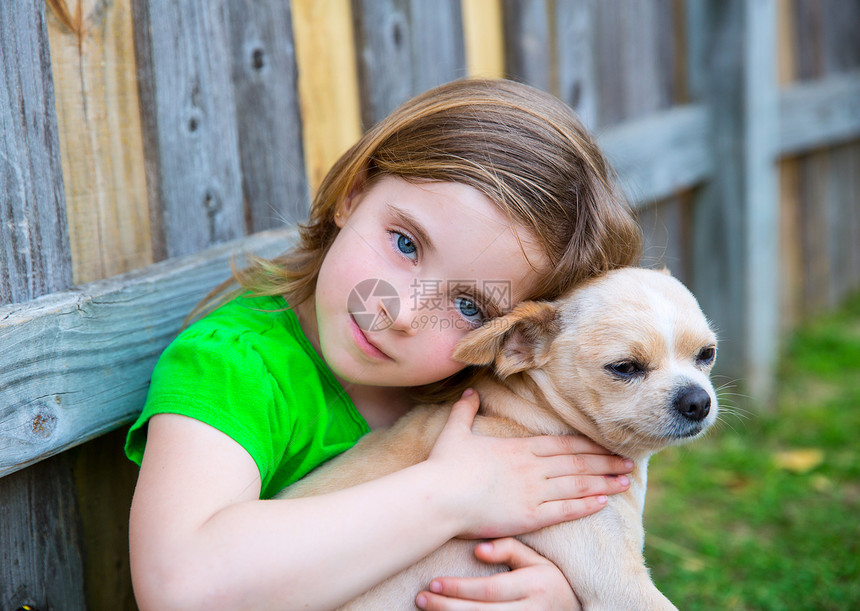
[292,0,362,191]
[741,0,780,403]
[133,0,245,258]
[409,0,466,93]
[0,3,84,609]
[352,0,414,127]
[0,1,72,303]
[687,0,780,403]
[791,0,860,316]
[555,0,598,128]
[462,0,505,79]
[686,0,758,397]
[228,1,310,230]
[46,0,153,285]
[55,7,159,602]
[353,0,466,127]
[502,0,551,91]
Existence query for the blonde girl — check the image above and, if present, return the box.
[127,79,642,610]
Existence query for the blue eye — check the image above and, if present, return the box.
[397,233,416,254]
[454,296,485,326]
[390,231,418,260]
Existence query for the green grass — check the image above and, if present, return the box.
[643,293,860,610]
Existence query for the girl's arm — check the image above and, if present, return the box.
[129,392,630,610]
[416,538,581,611]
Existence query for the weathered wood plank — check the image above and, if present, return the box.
[598,104,713,207]
[352,0,414,128]
[0,3,84,607]
[353,0,466,127]
[46,5,154,605]
[227,1,310,230]
[133,0,245,259]
[790,0,860,319]
[0,0,73,304]
[46,0,153,285]
[686,0,780,405]
[292,0,362,191]
[741,0,780,405]
[408,0,466,94]
[778,71,860,156]
[0,456,87,610]
[502,0,551,91]
[462,0,505,78]
[555,0,598,128]
[0,229,296,478]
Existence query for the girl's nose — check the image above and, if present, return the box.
[378,295,416,335]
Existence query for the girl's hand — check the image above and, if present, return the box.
[429,389,632,539]
[415,538,581,610]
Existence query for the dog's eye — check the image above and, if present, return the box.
[606,361,645,379]
[697,346,716,365]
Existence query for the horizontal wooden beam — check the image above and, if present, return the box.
[778,70,860,156]
[0,229,296,478]
[598,103,714,207]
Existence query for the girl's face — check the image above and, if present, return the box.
[309,175,548,389]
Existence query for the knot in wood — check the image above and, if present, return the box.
[31,410,58,439]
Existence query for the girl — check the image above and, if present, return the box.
[127,79,642,610]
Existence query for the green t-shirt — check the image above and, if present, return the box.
[125,293,370,499]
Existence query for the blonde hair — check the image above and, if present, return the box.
[218,79,640,400]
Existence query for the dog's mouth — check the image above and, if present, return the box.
[665,418,711,440]
[607,402,716,452]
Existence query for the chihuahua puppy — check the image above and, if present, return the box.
[279,267,718,610]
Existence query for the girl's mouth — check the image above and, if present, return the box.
[349,315,392,360]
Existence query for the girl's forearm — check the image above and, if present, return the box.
[134,461,460,611]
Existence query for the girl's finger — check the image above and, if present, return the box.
[529,434,619,458]
[421,540,544,603]
[544,473,630,502]
[535,494,609,526]
[472,537,550,570]
[443,389,481,430]
[541,452,634,479]
[416,591,517,611]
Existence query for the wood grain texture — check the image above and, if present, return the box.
[686,0,780,404]
[227,1,310,230]
[778,71,860,156]
[292,0,362,191]
[741,0,780,404]
[0,0,73,304]
[0,4,84,608]
[502,0,551,92]
[462,0,505,78]
[133,0,245,259]
[598,104,713,206]
[0,229,295,478]
[555,0,598,128]
[0,455,87,610]
[352,0,414,128]
[46,0,153,285]
[790,0,860,319]
[353,0,466,127]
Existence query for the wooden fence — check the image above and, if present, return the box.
[1,0,858,608]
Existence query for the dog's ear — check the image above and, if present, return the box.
[453,301,559,378]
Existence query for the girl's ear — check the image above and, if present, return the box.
[335,170,369,227]
[453,301,559,378]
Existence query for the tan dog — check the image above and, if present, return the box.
[279,267,718,610]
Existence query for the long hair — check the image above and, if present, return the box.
[213,79,642,401]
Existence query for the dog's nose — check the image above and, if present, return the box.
[674,386,711,421]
